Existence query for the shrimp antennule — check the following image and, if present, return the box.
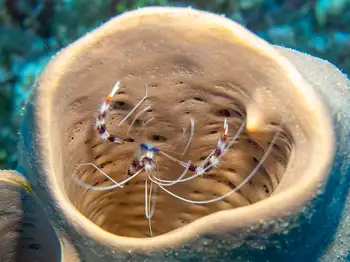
[127,106,152,137]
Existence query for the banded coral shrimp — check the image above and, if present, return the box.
[72,81,195,237]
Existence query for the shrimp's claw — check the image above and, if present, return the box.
[221,118,229,141]
[96,81,123,144]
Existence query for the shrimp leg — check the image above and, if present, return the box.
[149,128,281,204]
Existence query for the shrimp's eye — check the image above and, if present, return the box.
[151,147,160,152]
[140,144,148,150]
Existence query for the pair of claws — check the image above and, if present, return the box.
[73,81,282,237]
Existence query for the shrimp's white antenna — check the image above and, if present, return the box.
[119,85,148,126]
[72,164,144,191]
[152,161,192,187]
[145,174,158,237]
[127,106,152,136]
